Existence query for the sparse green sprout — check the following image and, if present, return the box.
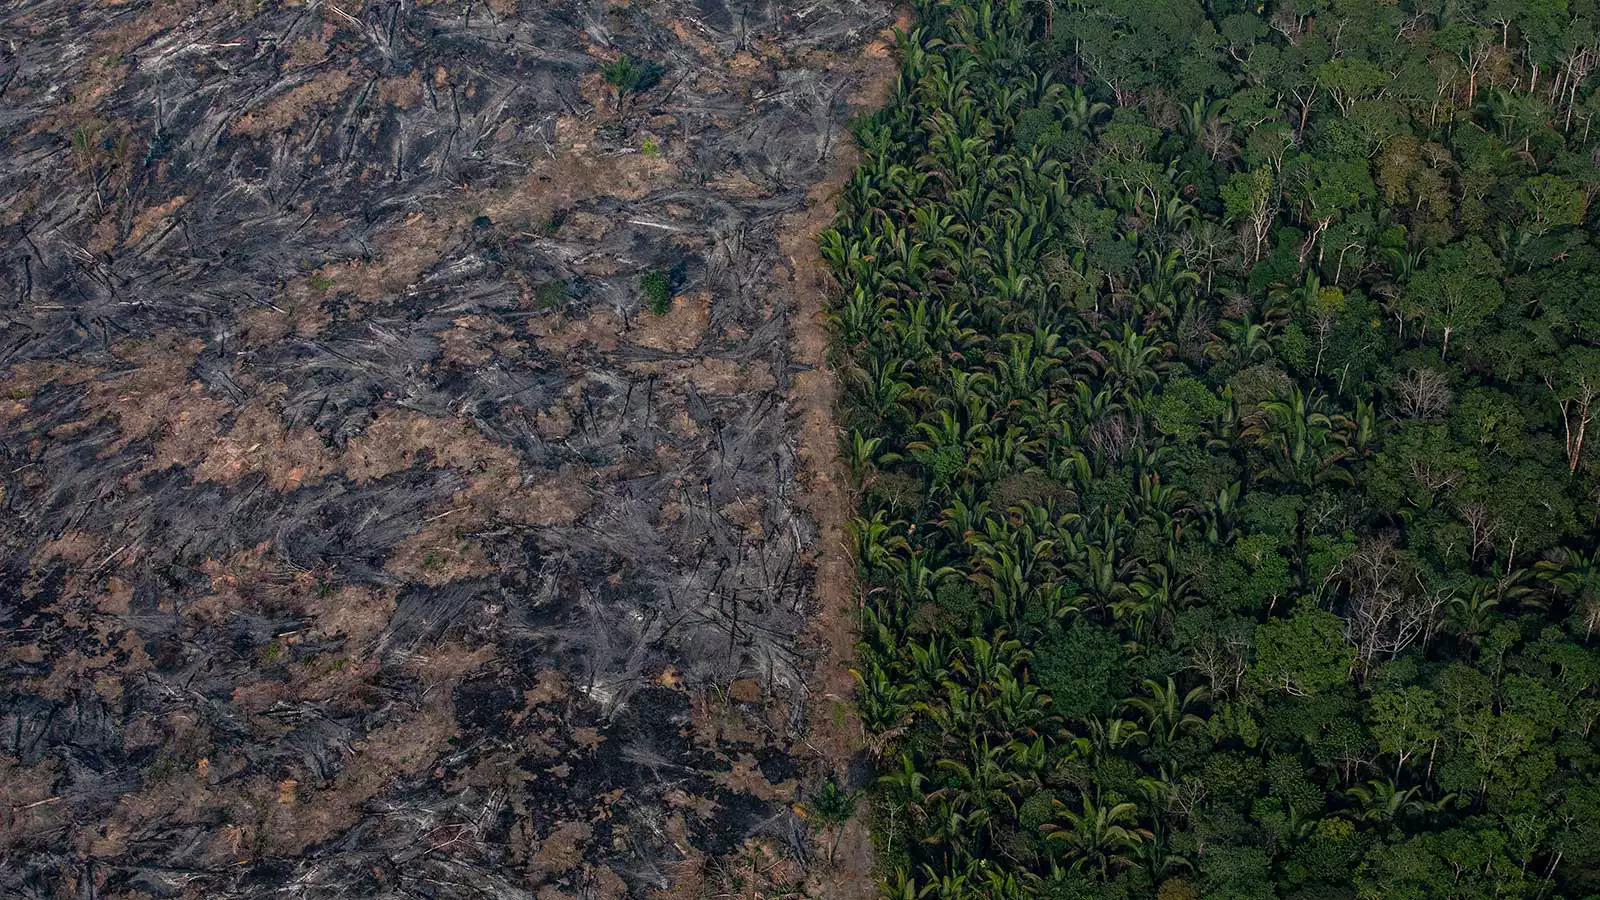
[807,778,858,826]
[641,136,660,156]
[70,125,97,163]
[804,778,859,864]
[602,53,660,96]
[641,270,672,315]
[601,54,662,117]
[308,273,334,292]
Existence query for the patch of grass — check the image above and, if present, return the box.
[308,273,334,292]
[535,280,571,310]
[641,136,660,156]
[641,269,672,315]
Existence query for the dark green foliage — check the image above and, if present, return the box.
[640,269,671,315]
[534,279,570,310]
[831,0,1600,895]
[807,778,858,827]
[600,53,661,102]
[1018,789,1056,833]
[1034,621,1124,722]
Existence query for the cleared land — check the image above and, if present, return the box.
[0,1,894,896]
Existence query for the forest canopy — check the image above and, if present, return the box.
[826,0,1600,897]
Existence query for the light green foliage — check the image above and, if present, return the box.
[1516,174,1585,235]
[1452,388,1527,456]
[1253,605,1355,697]
[1369,686,1443,770]
[1151,378,1225,442]
[1407,237,1504,359]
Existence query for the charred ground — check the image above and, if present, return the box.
[0,1,894,896]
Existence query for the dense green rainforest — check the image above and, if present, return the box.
[824,0,1600,896]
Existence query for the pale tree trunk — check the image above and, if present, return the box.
[1551,377,1597,474]
[1569,400,1590,473]
[1297,218,1329,270]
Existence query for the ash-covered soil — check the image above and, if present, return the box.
[0,1,893,896]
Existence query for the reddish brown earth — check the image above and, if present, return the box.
[0,1,897,896]
[777,11,910,893]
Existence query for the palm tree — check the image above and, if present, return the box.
[1094,324,1172,400]
[852,356,918,427]
[1125,677,1210,748]
[849,510,911,570]
[931,740,1021,827]
[1060,85,1112,134]
[1536,548,1600,639]
[806,778,861,864]
[1213,312,1275,367]
[1086,716,1148,760]
[1344,778,1455,825]
[1115,562,1190,642]
[909,633,953,684]
[852,657,908,733]
[1133,820,1193,883]
[842,428,902,491]
[600,53,660,118]
[1242,387,1356,489]
[1044,798,1153,876]
[891,552,959,610]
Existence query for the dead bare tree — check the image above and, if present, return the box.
[1336,536,1443,676]
[1183,626,1252,699]
[1456,504,1491,563]
[1407,452,1462,495]
[1391,367,1453,419]
[1086,412,1134,463]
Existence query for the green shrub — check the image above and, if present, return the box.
[1018,790,1057,832]
[535,280,570,310]
[602,54,663,117]
[1033,620,1125,722]
[641,270,672,314]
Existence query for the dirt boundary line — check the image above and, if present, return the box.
[779,8,908,893]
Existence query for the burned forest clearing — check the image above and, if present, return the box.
[0,0,898,896]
